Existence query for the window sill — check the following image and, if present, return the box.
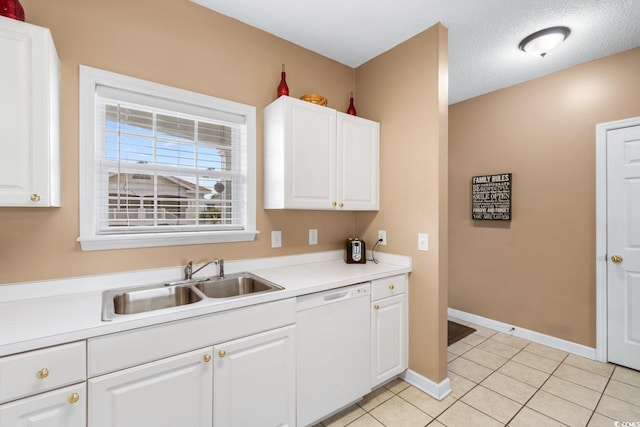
[77,230,258,251]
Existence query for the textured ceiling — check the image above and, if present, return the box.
[192,0,640,104]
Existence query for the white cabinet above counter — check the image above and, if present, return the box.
[264,96,379,210]
[0,17,60,207]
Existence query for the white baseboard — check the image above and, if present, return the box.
[448,308,597,360]
[401,369,451,401]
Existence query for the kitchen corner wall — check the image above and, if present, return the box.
[356,25,449,383]
[449,47,640,347]
[0,0,358,284]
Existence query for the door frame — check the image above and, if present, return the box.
[595,115,640,363]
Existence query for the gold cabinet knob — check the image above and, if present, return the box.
[332,201,337,207]
[203,354,212,363]
[611,255,623,264]
[339,203,344,208]
[389,285,395,290]
[36,368,49,379]
[30,194,41,202]
[374,304,380,310]
[68,393,80,404]
[218,350,226,358]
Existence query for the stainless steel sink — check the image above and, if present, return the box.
[194,273,283,298]
[103,285,202,319]
[102,273,282,320]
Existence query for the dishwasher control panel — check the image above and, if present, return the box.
[295,282,371,312]
[352,285,370,296]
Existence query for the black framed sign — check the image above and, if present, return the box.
[472,173,512,220]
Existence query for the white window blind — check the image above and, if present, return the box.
[78,66,257,250]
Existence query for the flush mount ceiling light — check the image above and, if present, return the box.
[519,26,571,57]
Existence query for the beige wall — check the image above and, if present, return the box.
[449,47,640,347]
[0,0,358,284]
[356,24,449,382]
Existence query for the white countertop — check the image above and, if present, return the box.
[0,251,411,356]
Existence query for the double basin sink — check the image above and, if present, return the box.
[102,272,283,320]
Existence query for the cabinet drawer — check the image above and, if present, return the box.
[371,275,406,301]
[0,341,86,404]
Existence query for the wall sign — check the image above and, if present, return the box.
[472,173,512,220]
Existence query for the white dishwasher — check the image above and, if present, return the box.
[296,282,371,427]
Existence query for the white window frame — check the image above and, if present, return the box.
[78,65,257,251]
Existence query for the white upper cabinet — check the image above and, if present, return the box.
[337,112,380,211]
[0,17,60,207]
[264,96,379,210]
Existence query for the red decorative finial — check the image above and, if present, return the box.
[346,91,357,116]
[0,0,25,21]
[277,64,289,98]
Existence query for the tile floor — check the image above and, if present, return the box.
[315,317,640,427]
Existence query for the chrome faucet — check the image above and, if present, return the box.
[184,259,224,280]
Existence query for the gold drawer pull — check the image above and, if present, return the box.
[68,393,79,404]
[218,350,226,358]
[30,194,41,202]
[203,354,212,363]
[389,285,395,290]
[374,304,380,310]
[36,368,49,379]
[339,203,344,208]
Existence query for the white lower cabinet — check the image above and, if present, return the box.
[88,347,213,427]
[371,275,408,387]
[214,325,296,427]
[0,383,85,427]
[3,273,408,426]
[86,299,297,427]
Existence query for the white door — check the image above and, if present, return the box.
[0,17,60,207]
[337,112,380,211]
[372,294,407,387]
[213,325,295,427]
[607,124,640,370]
[287,98,336,209]
[88,347,213,427]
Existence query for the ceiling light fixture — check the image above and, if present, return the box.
[519,26,571,57]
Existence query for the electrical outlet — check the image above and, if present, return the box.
[378,230,387,245]
[418,233,428,251]
[271,230,282,248]
[309,229,318,245]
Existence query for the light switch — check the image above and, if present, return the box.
[309,229,318,245]
[271,230,282,248]
[418,233,428,251]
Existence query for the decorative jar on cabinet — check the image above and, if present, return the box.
[264,95,379,210]
[0,17,60,207]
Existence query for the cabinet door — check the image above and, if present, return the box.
[286,98,336,209]
[0,18,60,207]
[214,325,295,427]
[372,294,407,387]
[88,347,213,427]
[0,383,85,427]
[337,112,380,210]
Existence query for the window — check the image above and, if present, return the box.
[78,66,257,251]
